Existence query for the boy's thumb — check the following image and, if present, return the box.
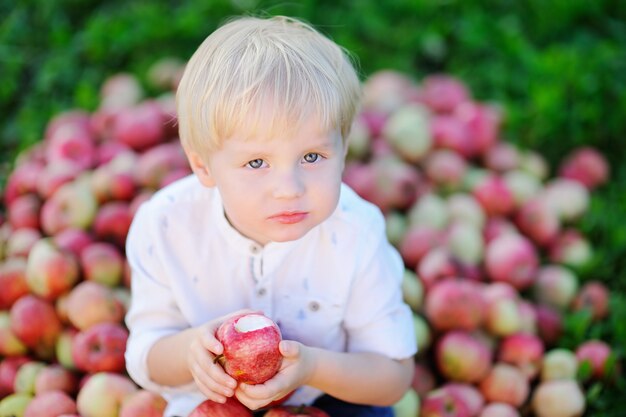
[279,340,301,358]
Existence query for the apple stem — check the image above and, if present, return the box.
[213,354,225,366]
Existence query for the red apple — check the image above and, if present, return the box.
[361,70,416,115]
[36,161,82,200]
[72,322,128,373]
[424,279,485,332]
[189,397,252,417]
[420,388,471,417]
[112,100,167,151]
[420,74,471,114]
[575,339,613,381]
[10,295,62,358]
[8,194,42,231]
[98,73,144,111]
[263,405,330,417]
[514,197,561,247]
[436,331,492,383]
[570,281,609,321]
[65,281,125,330]
[399,225,445,269]
[483,142,520,173]
[76,372,138,417]
[215,313,282,385]
[24,390,77,417]
[34,364,78,395]
[472,174,515,217]
[534,304,564,347]
[5,228,41,259]
[40,179,98,235]
[424,149,467,191]
[80,242,124,287]
[45,121,97,171]
[411,362,437,398]
[439,382,485,417]
[479,363,529,407]
[0,257,30,309]
[0,311,28,357]
[484,233,538,290]
[4,161,44,206]
[454,102,501,158]
[498,332,545,379]
[134,141,189,189]
[558,146,609,190]
[25,238,79,301]
[119,389,167,417]
[53,227,94,258]
[0,356,30,397]
[92,201,132,247]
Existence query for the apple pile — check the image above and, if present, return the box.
[0,58,617,417]
[345,71,616,417]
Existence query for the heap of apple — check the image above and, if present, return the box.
[0,57,617,417]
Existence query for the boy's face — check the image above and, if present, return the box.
[188,116,347,246]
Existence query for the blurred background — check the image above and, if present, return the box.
[1,0,625,415]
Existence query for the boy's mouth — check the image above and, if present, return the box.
[268,211,308,224]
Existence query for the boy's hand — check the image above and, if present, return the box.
[187,309,258,403]
[234,340,316,410]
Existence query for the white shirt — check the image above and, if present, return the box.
[124,174,417,417]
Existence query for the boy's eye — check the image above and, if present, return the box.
[247,159,265,169]
[303,153,320,163]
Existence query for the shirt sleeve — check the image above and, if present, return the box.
[342,210,418,360]
[124,202,196,395]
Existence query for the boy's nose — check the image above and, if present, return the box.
[272,168,305,199]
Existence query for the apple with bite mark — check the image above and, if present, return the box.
[215,313,282,385]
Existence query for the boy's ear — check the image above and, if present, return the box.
[186,150,216,187]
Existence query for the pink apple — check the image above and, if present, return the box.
[45,122,97,170]
[558,146,609,190]
[479,403,520,417]
[517,299,539,334]
[34,364,78,395]
[484,233,538,290]
[3,161,44,206]
[80,242,124,287]
[53,227,94,258]
[112,100,167,151]
[215,313,282,385]
[575,340,613,380]
[472,175,515,217]
[0,356,30,397]
[189,397,252,417]
[419,74,471,113]
[439,382,485,416]
[92,201,132,247]
[72,322,128,373]
[25,238,79,301]
[423,149,468,190]
[514,198,561,247]
[24,390,77,417]
[98,73,144,110]
[44,109,92,142]
[65,281,125,330]
[571,281,609,321]
[416,248,461,290]
[531,380,585,417]
[8,194,42,230]
[76,372,138,417]
[420,388,471,417]
[399,225,445,269]
[548,228,594,270]
[498,332,545,379]
[482,217,518,244]
[0,311,28,356]
[90,165,137,203]
[540,178,590,222]
[10,295,62,358]
[436,331,492,383]
[0,257,30,309]
[482,142,520,173]
[95,141,133,165]
[430,114,472,158]
[263,405,330,417]
[119,389,167,417]
[40,179,98,235]
[479,363,529,407]
[534,305,564,347]
[5,227,41,259]
[36,161,82,200]
[424,279,485,332]
[134,142,189,189]
[361,70,416,115]
[454,102,501,158]
[533,265,578,310]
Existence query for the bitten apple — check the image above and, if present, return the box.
[215,313,282,385]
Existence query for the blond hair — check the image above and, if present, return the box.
[176,15,362,155]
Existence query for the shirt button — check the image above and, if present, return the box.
[308,301,320,312]
[257,288,267,296]
[250,245,260,254]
